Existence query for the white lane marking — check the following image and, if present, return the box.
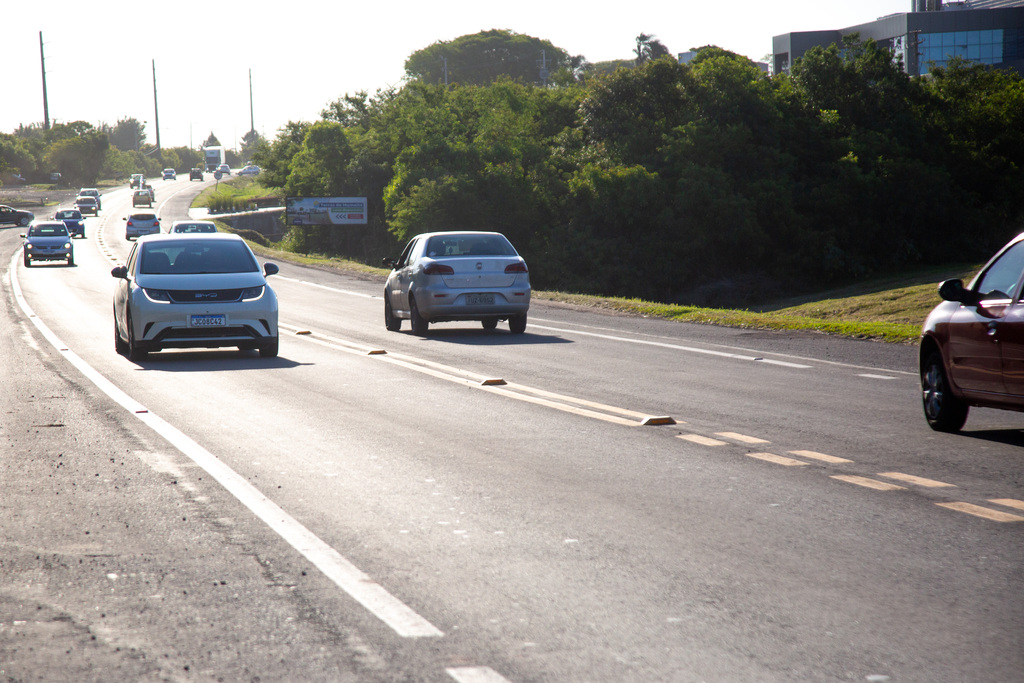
[527,323,812,368]
[447,667,513,683]
[219,267,913,379]
[830,475,906,491]
[878,472,955,488]
[858,374,897,380]
[268,271,915,378]
[677,434,728,446]
[990,498,1024,512]
[8,252,443,639]
[716,432,769,445]
[936,502,1024,523]
[275,274,377,299]
[747,452,807,467]
[529,316,916,376]
[788,450,853,464]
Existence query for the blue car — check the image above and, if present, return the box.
[54,209,86,238]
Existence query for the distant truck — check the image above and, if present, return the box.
[203,145,225,172]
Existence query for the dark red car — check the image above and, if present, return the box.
[920,232,1024,431]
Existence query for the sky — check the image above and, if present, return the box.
[4,1,910,151]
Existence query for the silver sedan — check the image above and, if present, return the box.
[383,231,531,334]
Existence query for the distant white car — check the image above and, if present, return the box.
[217,163,231,175]
[162,168,176,180]
[77,187,102,210]
[169,220,217,234]
[238,165,261,176]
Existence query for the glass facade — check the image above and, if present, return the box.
[917,27,1024,73]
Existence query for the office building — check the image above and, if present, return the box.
[773,1,1024,76]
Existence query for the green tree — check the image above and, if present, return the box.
[106,118,147,151]
[923,57,1024,249]
[239,129,264,163]
[580,57,697,167]
[634,34,671,65]
[252,121,311,189]
[285,121,354,196]
[44,132,109,185]
[0,133,37,182]
[405,30,574,86]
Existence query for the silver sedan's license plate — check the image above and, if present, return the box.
[465,293,495,305]
[190,314,226,327]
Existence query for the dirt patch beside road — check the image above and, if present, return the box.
[0,187,78,212]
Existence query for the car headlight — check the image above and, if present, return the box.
[240,285,265,301]
[25,244,33,250]
[64,242,71,249]
[143,288,171,303]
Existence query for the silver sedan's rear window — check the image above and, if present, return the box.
[425,234,516,257]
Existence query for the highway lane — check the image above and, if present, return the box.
[3,180,1023,681]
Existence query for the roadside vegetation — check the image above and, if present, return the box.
[247,32,1024,311]
[193,175,283,215]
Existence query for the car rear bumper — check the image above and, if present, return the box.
[416,287,531,321]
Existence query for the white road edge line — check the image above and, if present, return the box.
[7,250,443,639]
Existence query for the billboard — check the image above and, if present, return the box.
[286,197,368,226]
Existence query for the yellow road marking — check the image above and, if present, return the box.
[747,452,807,466]
[990,498,1024,512]
[716,432,769,444]
[788,450,852,464]
[677,434,728,446]
[878,472,955,488]
[831,475,906,491]
[937,502,1024,522]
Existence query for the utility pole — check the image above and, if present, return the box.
[152,59,162,161]
[441,56,449,87]
[249,68,255,133]
[538,49,549,87]
[39,32,50,130]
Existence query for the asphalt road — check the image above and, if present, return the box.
[2,180,1022,682]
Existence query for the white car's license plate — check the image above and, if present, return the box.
[190,314,226,327]
[465,293,495,305]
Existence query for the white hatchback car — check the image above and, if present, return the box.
[111,233,280,361]
[383,231,531,334]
